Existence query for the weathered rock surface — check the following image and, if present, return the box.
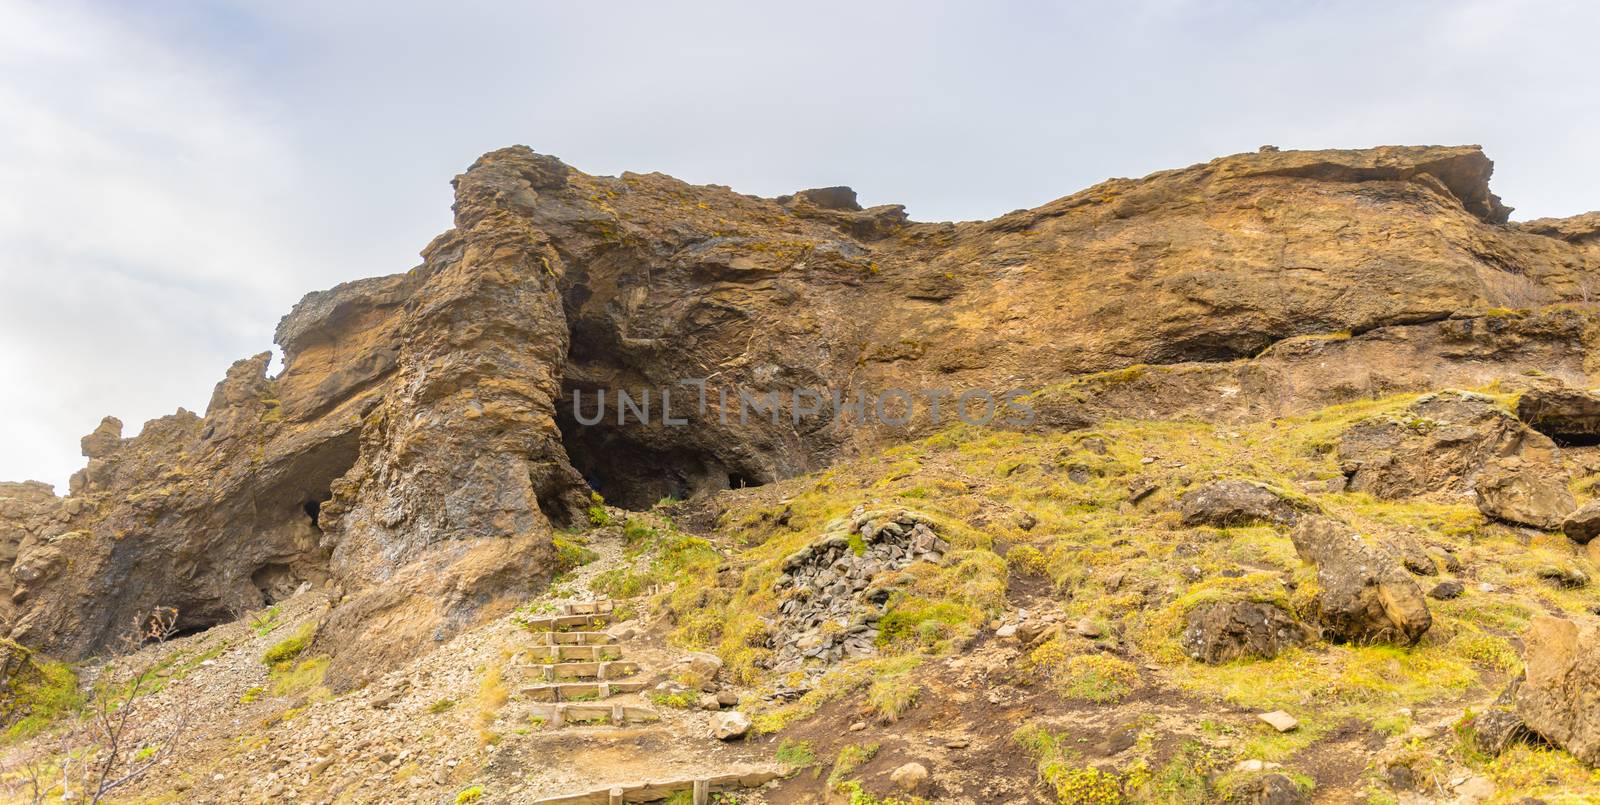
[1338,391,1566,501]
[1473,457,1576,530]
[1517,615,1600,764]
[1517,385,1600,443]
[6,143,1600,678]
[1290,516,1432,645]
[1563,499,1600,544]
[768,508,948,671]
[1180,601,1308,664]
[1178,480,1309,527]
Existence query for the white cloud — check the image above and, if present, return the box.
[1,0,1597,490]
[0,0,313,489]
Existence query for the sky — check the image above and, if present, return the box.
[2,0,1598,490]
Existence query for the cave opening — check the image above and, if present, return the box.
[302,498,325,530]
[556,389,766,511]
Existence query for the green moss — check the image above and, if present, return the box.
[775,738,816,768]
[1015,724,1124,804]
[429,698,456,714]
[261,621,316,668]
[553,536,599,573]
[2,651,83,743]
[647,690,696,709]
[268,656,329,699]
[829,742,880,789]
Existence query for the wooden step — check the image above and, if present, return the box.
[523,644,621,663]
[522,660,640,682]
[527,766,785,804]
[528,630,615,646]
[530,702,660,728]
[519,680,648,702]
[520,613,609,632]
[559,600,614,616]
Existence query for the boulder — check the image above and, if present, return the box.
[1178,480,1309,527]
[1290,516,1431,645]
[1474,457,1576,530]
[889,762,929,793]
[1464,708,1529,757]
[1516,386,1600,442]
[685,651,724,680]
[710,711,752,741]
[1427,580,1465,600]
[1516,616,1600,763]
[1180,601,1308,664]
[1562,499,1600,544]
[1226,773,1307,805]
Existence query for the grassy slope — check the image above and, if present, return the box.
[640,388,1600,803]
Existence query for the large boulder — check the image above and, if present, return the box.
[1516,616,1600,764]
[1562,499,1600,544]
[1338,391,1565,500]
[1181,601,1308,664]
[1473,457,1576,530]
[1179,480,1309,527]
[1289,516,1431,645]
[1516,386,1600,442]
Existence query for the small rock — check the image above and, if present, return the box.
[848,721,867,732]
[1455,776,1496,803]
[1233,759,1282,773]
[889,762,929,793]
[710,711,751,741]
[1258,710,1298,732]
[697,694,721,711]
[1072,618,1102,639]
[995,623,1018,639]
[1428,580,1464,600]
[716,690,739,707]
[1382,762,1416,791]
[1478,582,1496,593]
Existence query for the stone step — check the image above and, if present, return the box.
[520,613,610,632]
[519,680,648,702]
[559,600,615,616]
[523,644,622,663]
[530,702,660,729]
[520,660,640,682]
[526,766,785,804]
[528,631,615,646]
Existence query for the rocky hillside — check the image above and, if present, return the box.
[4,144,1600,803]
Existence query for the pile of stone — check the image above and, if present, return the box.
[768,508,949,671]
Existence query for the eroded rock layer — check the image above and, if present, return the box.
[5,143,1600,682]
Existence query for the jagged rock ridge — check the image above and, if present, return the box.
[3,143,1599,686]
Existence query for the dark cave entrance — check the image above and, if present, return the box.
[302,498,326,531]
[555,388,767,511]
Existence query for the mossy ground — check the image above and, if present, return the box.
[642,388,1600,801]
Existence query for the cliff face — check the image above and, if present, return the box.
[4,144,1597,682]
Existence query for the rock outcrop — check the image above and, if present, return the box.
[6,143,1600,679]
[1289,516,1432,645]
[1338,391,1566,501]
[1517,615,1600,764]
[1517,385,1600,443]
[1180,601,1308,664]
[1178,480,1310,528]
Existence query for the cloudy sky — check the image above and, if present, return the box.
[2,0,1597,490]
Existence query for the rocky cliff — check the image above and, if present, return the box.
[4,143,1598,689]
